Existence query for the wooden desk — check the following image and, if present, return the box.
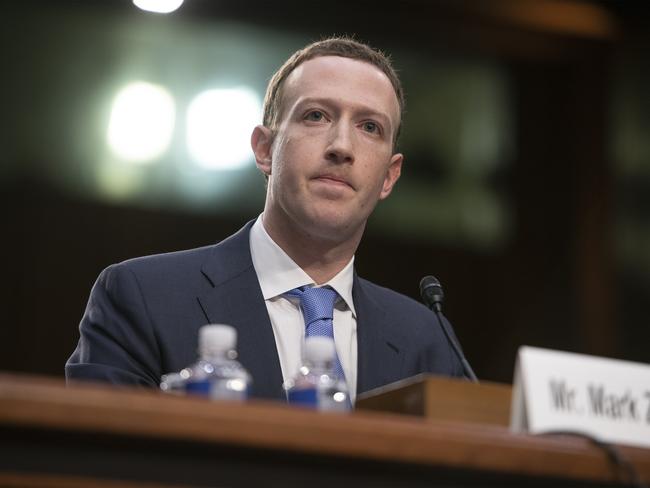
[0,373,648,487]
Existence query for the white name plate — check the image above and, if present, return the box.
[510,346,650,449]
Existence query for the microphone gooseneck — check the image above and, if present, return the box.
[419,275,478,382]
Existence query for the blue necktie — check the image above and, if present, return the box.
[285,286,346,379]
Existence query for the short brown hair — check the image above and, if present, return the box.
[263,36,405,145]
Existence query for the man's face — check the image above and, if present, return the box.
[254,55,403,244]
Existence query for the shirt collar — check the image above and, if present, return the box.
[249,215,356,316]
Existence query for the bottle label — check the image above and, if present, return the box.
[287,388,318,407]
[186,380,211,395]
[186,379,248,401]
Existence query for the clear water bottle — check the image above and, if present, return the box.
[181,324,251,401]
[159,371,187,395]
[285,336,351,412]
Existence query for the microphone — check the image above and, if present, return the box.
[420,275,444,313]
[419,276,478,382]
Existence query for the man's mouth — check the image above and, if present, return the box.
[314,174,354,190]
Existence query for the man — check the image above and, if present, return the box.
[66,37,465,401]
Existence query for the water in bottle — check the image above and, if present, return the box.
[285,336,350,412]
[181,324,252,401]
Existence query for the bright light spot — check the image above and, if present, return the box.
[333,392,346,403]
[226,379,246,392]
[133,0,184,14]
[187,88,261,170]
[107,82,175,163]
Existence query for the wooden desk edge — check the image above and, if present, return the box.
[1,373,648,484]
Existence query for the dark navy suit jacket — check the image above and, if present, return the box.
[66,221,464,400]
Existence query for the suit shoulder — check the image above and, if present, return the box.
[99,245,216,287]
[119,245,215,270]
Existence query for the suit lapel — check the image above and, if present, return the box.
[197,222,285,400]
[354,275,406,394]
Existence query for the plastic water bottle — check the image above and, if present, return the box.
[285,336,351,412]
[181,324,251,401]
[159,372,186,395]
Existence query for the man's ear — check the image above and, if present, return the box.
[251,125,273,176]
[379,153,403,200]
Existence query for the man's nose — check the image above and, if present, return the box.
[325,122,355,164]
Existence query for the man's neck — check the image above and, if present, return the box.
[261,213,361,285]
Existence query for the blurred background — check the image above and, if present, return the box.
[1,0,649,384]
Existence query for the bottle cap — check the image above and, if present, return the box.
[199,324,237,356]
[304,336,336,364]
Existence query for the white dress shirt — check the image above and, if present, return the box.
[249,215,358,401]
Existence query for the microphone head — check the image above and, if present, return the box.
[419,275,444,311]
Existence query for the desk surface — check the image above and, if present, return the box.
[0,373,648,487]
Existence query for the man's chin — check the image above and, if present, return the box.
[303,211,366,244]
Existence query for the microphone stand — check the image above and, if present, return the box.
[420,276,478,382]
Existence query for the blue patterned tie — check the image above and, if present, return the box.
[285,286,345,379]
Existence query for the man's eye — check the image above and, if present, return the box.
[305,111,324,121]
[362,121,379,133]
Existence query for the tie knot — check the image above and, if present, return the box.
[286,286,338,323]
